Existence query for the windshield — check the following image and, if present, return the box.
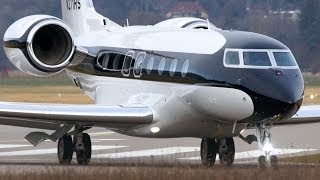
[224,49,299,69]
[273,52,297,66]
[243,52,271,66]
[225,51,240,65]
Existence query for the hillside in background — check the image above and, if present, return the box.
[1,0,319,72]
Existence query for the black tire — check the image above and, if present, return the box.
[218,138,235,167]
[76,133,92,165]
[58,135,73,165]
[271,155,278,167]
[258,156,267,168]
[201,138,218,166]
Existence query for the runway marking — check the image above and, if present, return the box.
[0,146,127,157]
[92,139,125,141]
[89,132,115,137]
[0,144,32,149]
[179,148,318,160]
[93,147,200,159]
[0,140,26,143]
[91,139,125,143]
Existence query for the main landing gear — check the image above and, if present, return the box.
[57,131,92,165]
[201,138,235,167]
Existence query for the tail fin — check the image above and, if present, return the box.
[61,0,121,36]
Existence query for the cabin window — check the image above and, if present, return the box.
[147,57,154,75]
[170,59,178,76]
[273,52,297,67]
[225,51,240,65]
[96,52,125,71]
[182,60,189,78]
[243,52,271,66]
[122,51,135,77]
[158,58,166,75]
[134,52,146,78]
[112,54,125,71]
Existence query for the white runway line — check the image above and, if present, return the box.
[89,132,115,137]
[0,146,127,157]
[93,147,200,159]
[91,139,125,143]
[0,144,32,149]
[92,139,125,141]
[179,148,318,160]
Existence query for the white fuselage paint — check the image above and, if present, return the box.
[66,70,254,138]
[75,27,226,55]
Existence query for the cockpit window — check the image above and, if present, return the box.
[225,51,240,65]
[243,52,272,66]
[224,49,298,69]
[273,52,297,67]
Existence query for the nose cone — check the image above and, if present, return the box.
[243,68,304,104]
[240,68,304,123]
[270,69,304,104]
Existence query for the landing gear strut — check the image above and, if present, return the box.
[57,131,92,165]
[255,123,278,167]
[201,138,235,167]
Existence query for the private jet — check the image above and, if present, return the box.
[2,0,320,167]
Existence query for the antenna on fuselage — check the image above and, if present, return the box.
[206,19,212,30]
[126,19,130,27]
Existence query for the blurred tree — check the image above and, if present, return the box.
[299,0,320,50]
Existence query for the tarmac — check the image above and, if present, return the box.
[0,123,319,166]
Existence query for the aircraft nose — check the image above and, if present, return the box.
[242,68,304,104]
[269,69,304,104]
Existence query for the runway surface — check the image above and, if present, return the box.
[0,124,319,165]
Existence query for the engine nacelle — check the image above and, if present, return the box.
[155,17,217,29]
[3,15,75,77]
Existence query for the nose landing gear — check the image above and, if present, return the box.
[239,123,279,167]
[255,123,278,168]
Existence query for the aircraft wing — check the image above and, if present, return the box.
[274,105,320,125]
[0,102,153,130]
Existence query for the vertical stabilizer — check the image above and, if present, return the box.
[61,0,121,36]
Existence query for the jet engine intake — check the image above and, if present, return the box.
[3,15,75,76]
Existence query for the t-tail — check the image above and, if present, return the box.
[61,0,121,36]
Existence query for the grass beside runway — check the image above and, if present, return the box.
[282,154,320,164]
[0,165,319,180]
[0,74,92,104]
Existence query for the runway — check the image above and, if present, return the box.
[0,124,319,165]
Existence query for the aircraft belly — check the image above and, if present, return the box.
[66,71,252,138]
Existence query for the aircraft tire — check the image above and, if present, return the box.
[58,135,73,165]
[76,133,92,165]
[270,155,278,167]
[218,138,235,167]
[201,138,218,166]
[258,156,267,168]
